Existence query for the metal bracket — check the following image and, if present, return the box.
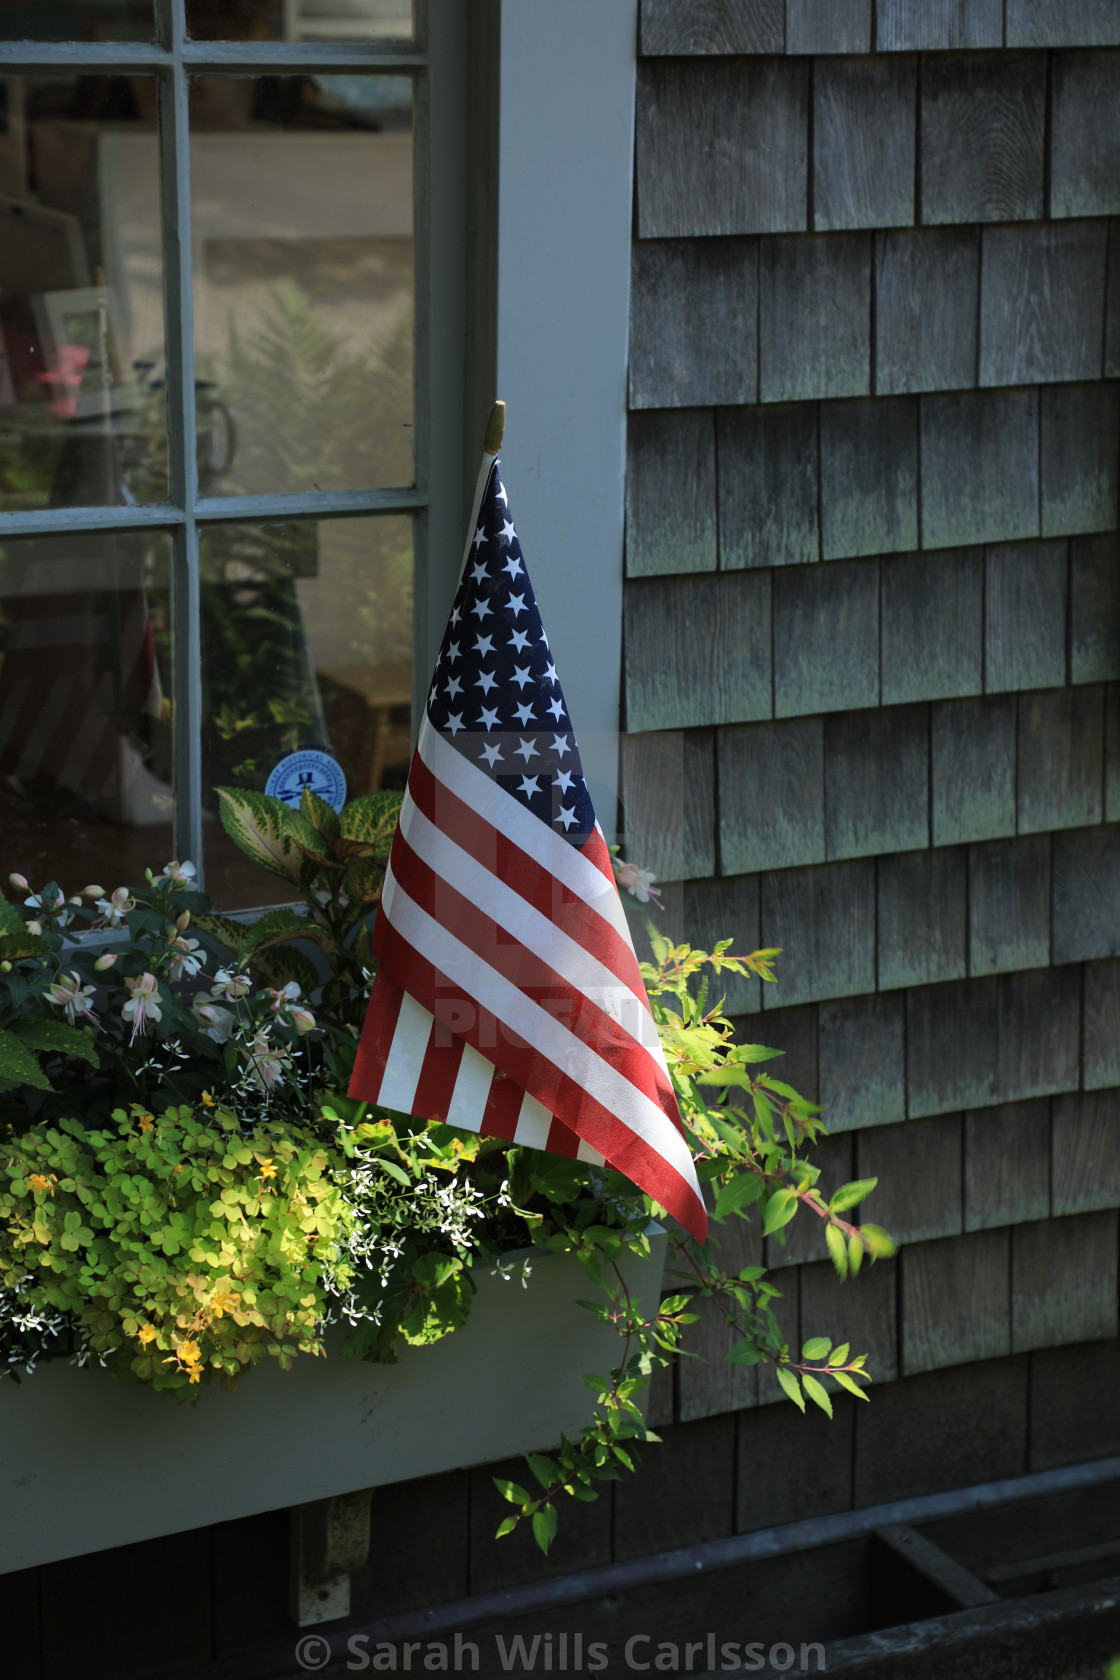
[289,1490,372,1627]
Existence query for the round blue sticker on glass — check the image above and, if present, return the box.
[265,748,347,813]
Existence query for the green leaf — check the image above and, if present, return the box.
[0,897,25,937]
[248,944,320,998]
[802,1373,833,1419]
[0,932,49,963]
[762,1186,798,1236]
[726,1338,762,1366]
[284,808,338,868]
[12,1019,99,1067]
[493,1478,531,1506]
[858,1222,897,1259]
[829,1177,877,1213]
[775,1365,805,1413]
[825,1222,848,1279]
[525,1453,557,1489]
[214,787,304,883]
[713,1173,765,1220]
[340,791,401,858]
[832,1370,871,1402]
[191,910,249,954]
[0,1029,51,1090]
[236,908,337,967]
[801,1336,831,1362]
[531,1506,557,1555]
[828,1342,850,1368]
[494,1515,518,1539]
[301,785,341,841]
[848,1232,863,1276]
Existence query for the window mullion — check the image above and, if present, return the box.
[156,0,204,877]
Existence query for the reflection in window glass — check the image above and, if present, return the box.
[0,1,152,40]
[189,74,414,499]
[0,531,173,892]
[201,516,412,908]
[185,0,412,43]
[0,73,168,509]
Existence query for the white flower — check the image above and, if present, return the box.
[45,970,97,1025]
[158,860,197,887]
[121,972,162,1043]
[211,968,251,1002]
[192,1000,235,1043]
[95,887,133,927]
[612,857,662,906]
[167,934,203,982]
[265,980,316,1036]
[241,1033,291,1092]
[25,886,72,926]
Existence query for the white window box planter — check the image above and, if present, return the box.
[0,1229,666,1574]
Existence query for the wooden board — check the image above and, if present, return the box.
[1083,957,1120,1089]
[1052,1091,1120,1215]
[1052,824,1120,964]
[759,233,873,403]
[877,0,1002,49]
[760,860,877,1009]
[823,704,929,860]
[1041,384,1120,538]
[857,1114,963,1245]
[1050,51,1120,218]
[630,238,759,410]
[968,835,1052,976]
[685,873,761,1015]
[640,0,786,54]
[817,992,906,1131]
[1011,1211,1119,1351]
[1007,0,1120,45]
[907,976,999,1117]
[874,226,980,396]
[717,717,825,874]
[1029,1341,1120,1474]
[979,221,1108,387]
[900,1229,1011,1373]
[1107,221,1120,377]
[1017,685,1105,833]
[717,403,819,570]
[626,409,717,578]
[920,52,1045,224]
[881,549,983,705]
[624,572,772,732]
[820,396,919,559]
[998,966,1082,1104]
[813,56,916,232]
[773,558,879,718]
[620,728,716,882]
[930,695,1017,846]
[787,0,870,52]
[1108,684,1120,822]
[358,1471,469,1623]
[984,538,1067,694]
[742,1000,819,1104]
[678,1295,760,1421]
[1071,535,1120,684]
[877,846,968,991]
[800,1255,899,1383]
[635,59,808,239]
[735,1391,857,1533]
[921,390,1040,551]
[963,1099,1051,1231]
[614,1413,740,1559]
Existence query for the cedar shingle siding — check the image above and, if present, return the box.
[624,0,1120,1508]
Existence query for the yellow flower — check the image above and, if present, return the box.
[177,1339,201,1366]
[26,1172,52,1196]
[210,1287,239,1319]
[136,1113,155,1134]
[173,1164,183,1174]
[137,1324,158,1345]
[258,1157,277,1184]
[200,1091,216,1108]
[188,1366,202,1384]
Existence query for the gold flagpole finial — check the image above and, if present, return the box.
[484,399,506,454]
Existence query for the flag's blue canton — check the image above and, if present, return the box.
[426,462,597,848]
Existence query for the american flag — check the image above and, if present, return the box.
[350,453,708,1243]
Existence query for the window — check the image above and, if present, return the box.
[0,0,470,908]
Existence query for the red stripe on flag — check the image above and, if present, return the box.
[411,1030,464,1126]
[478,1069,523,1141]
[350,967,406,1100]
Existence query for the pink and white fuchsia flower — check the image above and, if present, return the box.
[121,972,162,1043]
[242,1033,292,1092]
[45,971,97,1026]
[266,980,315,1036]
[192,1000,235,1044]
[612,857,663,907]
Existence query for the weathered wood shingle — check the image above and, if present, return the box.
[760,859,877,1007]
[636,60,808,239]
[824,704,929,859]
[630,239,759,410]
[877,847,967,991]
[820,397,918,559]
[717,718,825,873]
[880,549,983,705]
[907,977,999,1116]
[984,540,1067,693]
[979,222,1108,387]
[624,572,772,731]
[773,559,879,717]
[1107,221,1120,377]
[857,1115,963,1244]
[998,966,1081,1102]
[969,836,1051,976]
[813,56,916,233]
[1017,686,1104,832]
[1083,958,1120,1088]
[1011,1212,1119,1349]
[626,410,717,578]
[931,695,1017,845]
[1007,0,1120,47]
[818,993,906,1130]
[800,1257,898,1386]
[620,730,716,882]
[921,391,1040,551]
[901,1229,1011,1374]
[639,0,786,55]
[717,404,819,570]
[786,0,871,53]
[964,1100,1051,1231]
[878,0,1001,50]
[1052,1092,1120,1215]
[759,233,872,403]
[874,227,980,396]
[1052,826,1120,963]
[685,874,761,1014]
[1050,50,1120,218]
[1041,385,1120,540]
[920,53,1046,224]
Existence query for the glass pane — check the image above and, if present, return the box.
[185,0,412,43]
[201,515,411,908]
[0,1,152,39]
[190,73,414,498]
[186,74,414,500]
[0,73,168,510]
[0,530,173,893]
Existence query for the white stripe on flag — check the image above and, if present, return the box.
[576,1138,606,1165]
[513,1091,552,1150]
[379,990,433,1113]
[381,865,701,1195]
[446,1042,495,1131]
